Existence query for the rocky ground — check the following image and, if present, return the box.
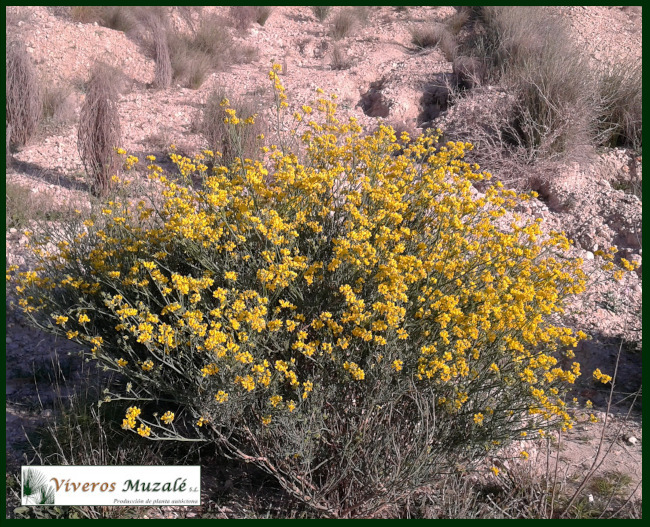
[5,5,642,516]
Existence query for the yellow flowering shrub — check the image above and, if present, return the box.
[7,65,631,518]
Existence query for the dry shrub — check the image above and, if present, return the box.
[186,54,213,90]
[463,7,598,163]
[255,6,275,26]
[145,14,172,89]
[311,6,331,23]
[438,29,458,61]
[452,56,486,90]
[410,23,446,49]
[167,14,237,89]
[99,6,137,33]
[70,5,102,23]
[200,87,266,167]
[330,9,356,39]
[41,82,76,132]
[444,8,471,35]
[229,6,257,31]
[595,62,642,150]
[77,63,122,196]
[331,45,352,70]
[6,41,42,151]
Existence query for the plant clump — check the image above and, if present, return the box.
[76,62,123,196]
[8,65,633,518]
[6,40,42,150]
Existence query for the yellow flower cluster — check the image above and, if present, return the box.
[161,411,175,424]
[122,406,141,430]
[592,368,612,384]
[7,65,636,443]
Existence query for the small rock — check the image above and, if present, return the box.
[585,251,594,260]
[9,228,17,234]
[627,436,637,446]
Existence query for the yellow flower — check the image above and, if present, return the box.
[161,411,175,424]
[78,313,90,324]
[197,417,208,427]
[392,359,403,372]
[473,413,484,426]
[137,425,152,437]
[592,368,612,384]
[215,390,229,403]
[53,315,68,326]
[262,415,272,426]
[117,358,128,367]
[490,466,499,476]
[224,271,238,281]
[520,451,530,460]
[142,360,154,371]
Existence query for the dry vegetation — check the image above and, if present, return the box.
[76,63,122,196]
[6,41,42,151]
[4,5,642,520]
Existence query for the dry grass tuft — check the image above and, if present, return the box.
[311,6,331,23]
[255,6,275,26]
[331,45,352,70]
[77,63,122,196]
[6,41,42,151]
[595,62,642,150]
[229,6,257,31]
[200,87,267,168]
[444,8,471,35]
[410,23,446,49]
[146,15,172,89]
[330,9,356,40]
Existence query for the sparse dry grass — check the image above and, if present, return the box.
[167,13,257,89]
[40,82,76,134]
[410,23,446,49]
[6,181,70,232]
